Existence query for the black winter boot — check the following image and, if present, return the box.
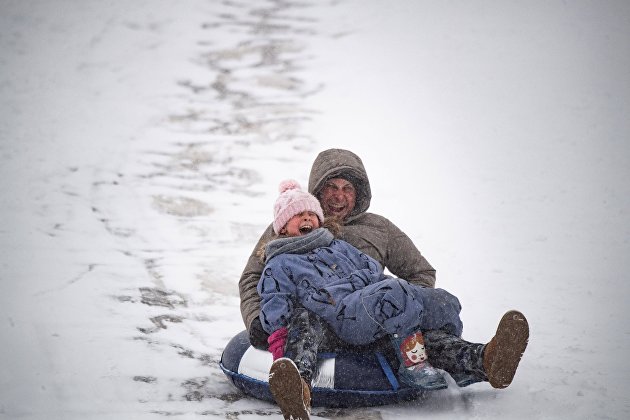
[283,308,325,383]
[422,329,486,387]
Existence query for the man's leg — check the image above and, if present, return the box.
[423,310,529,388]
[422,329,486,379]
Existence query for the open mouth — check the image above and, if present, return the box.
[328,203,346,213]
[299,225,313,234]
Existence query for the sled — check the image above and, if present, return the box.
[220,330,425,408]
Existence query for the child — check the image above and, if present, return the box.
[258,180,528,420]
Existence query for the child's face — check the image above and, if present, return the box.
[281,211,320,236]
[405,342,427,364]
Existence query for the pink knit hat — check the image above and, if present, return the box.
[273,179,324,234]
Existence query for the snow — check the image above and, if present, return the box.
[1,0,629,419]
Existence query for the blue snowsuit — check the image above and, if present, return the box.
[257,228,463,346]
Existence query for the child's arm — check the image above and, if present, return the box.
[256,261,297,335]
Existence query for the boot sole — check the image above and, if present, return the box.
[487,310,529,389]
[269,358,310,420]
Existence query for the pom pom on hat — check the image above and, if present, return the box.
[278,179,301,194]
[273,179,324,235]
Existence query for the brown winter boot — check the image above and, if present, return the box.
[269,357,311,420]
[483,310,529,389]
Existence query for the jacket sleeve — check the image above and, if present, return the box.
[335,240,384,285]
[239,224,275,333]
[257,260,296,334]
[384,219,436,288]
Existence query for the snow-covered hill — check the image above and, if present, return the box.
[1,0,628,419]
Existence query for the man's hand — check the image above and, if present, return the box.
[248,316,269,349]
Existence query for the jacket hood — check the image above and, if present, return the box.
[308,148,371,219]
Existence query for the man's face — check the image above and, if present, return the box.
[319,178,356,220]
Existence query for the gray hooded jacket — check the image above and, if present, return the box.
[238,148,436,332]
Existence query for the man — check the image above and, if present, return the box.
[238,149,529,419]
[239,149,436,335]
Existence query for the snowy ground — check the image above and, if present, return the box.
[1,0,629,419]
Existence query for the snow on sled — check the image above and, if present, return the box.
[220,330,425,408]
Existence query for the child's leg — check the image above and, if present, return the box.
[413,286,464,336]
[283,307,325,384]
[390,330,448,390]
[336,278,463,343]
[270,308,323,420]
[334,278,463,390]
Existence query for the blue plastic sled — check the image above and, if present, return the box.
[220,330,425,408]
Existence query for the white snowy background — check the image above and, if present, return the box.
[1,0,629,419]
